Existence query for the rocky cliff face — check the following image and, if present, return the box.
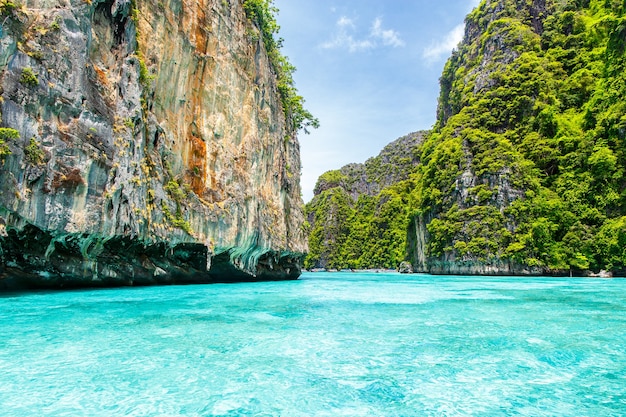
[313,132,425,201]
[409,0,626,275]
[407,0,561,275]
[0,0,306,289]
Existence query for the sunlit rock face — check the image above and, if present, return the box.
[0,0,306,289]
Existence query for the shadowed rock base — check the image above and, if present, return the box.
[0,225,303,291]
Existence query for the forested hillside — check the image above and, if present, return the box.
[305,132,424,269]
[307,0,626,275]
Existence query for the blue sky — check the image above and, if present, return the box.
[272,0,481,201]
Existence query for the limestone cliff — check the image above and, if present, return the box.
[408,0,626,275]
[313,132,425,201]
[0,0,307,289]
[407,0,568,275]
[305,132,424,270]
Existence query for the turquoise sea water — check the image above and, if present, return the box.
[1,272,625,416]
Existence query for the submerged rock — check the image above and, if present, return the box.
[0,0,306,289]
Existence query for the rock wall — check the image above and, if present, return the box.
[407,0,626,276]
[0,0,306,289]
[408,0,551,275]
[312,132,425,200]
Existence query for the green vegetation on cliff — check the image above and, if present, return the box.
[412,0,626,273]
[242,0,319,134]
[0,128,19,160]
[307,0,626,275]
[306,182,413,270]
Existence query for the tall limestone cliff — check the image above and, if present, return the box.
[409,0,626,275]
[0,0,308,289]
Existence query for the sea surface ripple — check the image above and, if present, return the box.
[1,272,625,416]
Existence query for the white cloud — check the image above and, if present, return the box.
[422,23,465,62]
[321,16,374,52]
[321,16,404,52]
[337,16,355,29]
[371,18,405,48]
